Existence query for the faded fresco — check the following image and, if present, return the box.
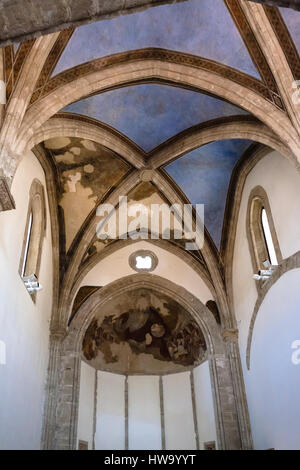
[82,181,197,265]
[43,136,130,250]
[82,288,207,374]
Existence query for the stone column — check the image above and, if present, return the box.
[222,329,253,450]
[41,330,66,450]
[52,329,82,450]
[210,351,242,449]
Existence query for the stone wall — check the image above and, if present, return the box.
[0,0,187,47]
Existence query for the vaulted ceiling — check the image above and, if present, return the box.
[52,0,260,77]
[1,0,300,329]
[63,85,248,152]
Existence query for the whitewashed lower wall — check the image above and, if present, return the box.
[0,151,53,450]
[128,375,161,450]
[163,372,196,450]
[193,362,217,449]
[244,270,300,450]
[77,362,95,449]
[77,363,216,450]
[95,371,126,450]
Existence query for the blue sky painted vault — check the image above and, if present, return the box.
[165,139,253,248]
[53,0,259,78]
[63,84,248,152]
[280,7,300,55]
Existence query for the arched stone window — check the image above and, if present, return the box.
[19,179,46,297]
[246,186,282,289]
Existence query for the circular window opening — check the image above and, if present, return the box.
[129,250,158,272]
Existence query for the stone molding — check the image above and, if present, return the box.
[33,49,272,104]
[15,54,300,167]
[246,185,283,293]
[148,116,294,169]
[28,115,144,169]
[222,328,239,344]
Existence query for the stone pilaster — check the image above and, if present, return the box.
[41,329,66,450]
[211,352,242,449]
[53,329,82,450]
[222,328,254,450]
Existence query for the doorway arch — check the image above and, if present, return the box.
[44,274,248,450]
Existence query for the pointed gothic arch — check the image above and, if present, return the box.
[42,274,250,450]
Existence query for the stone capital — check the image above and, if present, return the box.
[50,327,67,342]
[222,328,239,344]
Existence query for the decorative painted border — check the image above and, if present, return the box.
[264,5,300,80]
[4,40,35,101]
[31,29,75,104]
[225,0,280,94]
[30,48,275,106]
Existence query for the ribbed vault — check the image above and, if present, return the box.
[0,0,299,342]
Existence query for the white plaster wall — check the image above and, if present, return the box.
[95,371,125,450]
[232,151,300,449]
[245,270,300,450]
[89,369,216,450]
[163,371,196,450]
[0,151,53,450]
[77,361,95,449]
[79,241,213,305]
[232,151,300,369]
[193,361,217,449]
[128,375,161,450]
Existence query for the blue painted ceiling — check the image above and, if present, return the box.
[53,0,259,78]
[63,84,248,152]
[51,1,264,250]
[280,7,300,55]
[165,139,253,248]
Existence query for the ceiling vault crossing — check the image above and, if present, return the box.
[0,0,300,338]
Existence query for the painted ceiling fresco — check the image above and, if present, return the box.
[63,85,248,152]
[280,7,300,54]
[165,138,253,248]
[82,288,207,374]
[43,136,130,251]
[82,181,197,266]
[53,0,259,78]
